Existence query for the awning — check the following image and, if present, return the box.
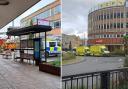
[0,0,40,29]
[7,25,52,36]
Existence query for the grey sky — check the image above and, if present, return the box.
[0,0,55,32]
[62,0,110,38]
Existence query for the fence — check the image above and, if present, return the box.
[62,68,128,89]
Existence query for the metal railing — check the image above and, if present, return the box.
[62,68,128,89]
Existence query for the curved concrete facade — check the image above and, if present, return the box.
[88,6,128,51]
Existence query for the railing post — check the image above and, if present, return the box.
[100,72,110,89]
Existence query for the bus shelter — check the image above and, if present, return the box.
[6,25,52,66]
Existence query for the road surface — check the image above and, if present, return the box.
[62,56,124,76]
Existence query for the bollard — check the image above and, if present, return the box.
[100,72,110,89]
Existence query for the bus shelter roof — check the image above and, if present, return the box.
[6,25,52,36]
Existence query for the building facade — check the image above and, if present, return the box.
[62,34,82,49]
[88,0,128,52]
[20,0,61,40]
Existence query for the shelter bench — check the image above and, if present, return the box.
[15,53,35,65]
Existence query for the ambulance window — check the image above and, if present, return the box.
[49,42,56,47]
[57,42,61,46]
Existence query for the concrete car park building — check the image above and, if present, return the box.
[88,0,128,52]
[20,0,61,40]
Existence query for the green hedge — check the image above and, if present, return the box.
[62,51,76,60]
[111,49,125,56]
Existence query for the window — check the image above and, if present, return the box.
[54,5,61,15]
[54,20,61,28]
[110,23,113,29]
[126,23,128,28]
[121,34,124,37]
[50,22,54,27]
[121,23,123,28]
[49,42,56,47]
[114,13,116,18]
[97,16,99,20]
[126,12,128,18]
[38,10,51,19]
[117,23,120,28]
[110,34,113,38]
[104,34,106,38]
[107,34,109,38]
[114,23,116,28]
[117,34,120,37]
[99,25,100,30]
[104,24,106,29]
[101,15,103,20]
[99,15,101,20]
[104,14,106,19]
[117,13,120,18]
[57,42,61,46]
[101,25,103,29]
[110,13,113,19]
[107,24,109,29]
[107,14,109,19]
[121,13,123,18]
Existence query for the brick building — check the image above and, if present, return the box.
[88,0,128,52]
[62,34,82,49]
[20,0,61,40]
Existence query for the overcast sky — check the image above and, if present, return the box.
[0,0,54,36]
[62,0,110,38]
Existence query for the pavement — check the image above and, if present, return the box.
[62,56,125,76]
[0,55,60,89]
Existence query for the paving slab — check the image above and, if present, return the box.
[0,56,60,89]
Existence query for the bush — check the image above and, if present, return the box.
[51,60,61,67]
[111,49,125,56]
[62,51,76,60]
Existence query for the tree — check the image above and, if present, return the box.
[69,41,72,51]
[123,35,128,55]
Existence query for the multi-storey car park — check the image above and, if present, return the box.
[88,0,128,52]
